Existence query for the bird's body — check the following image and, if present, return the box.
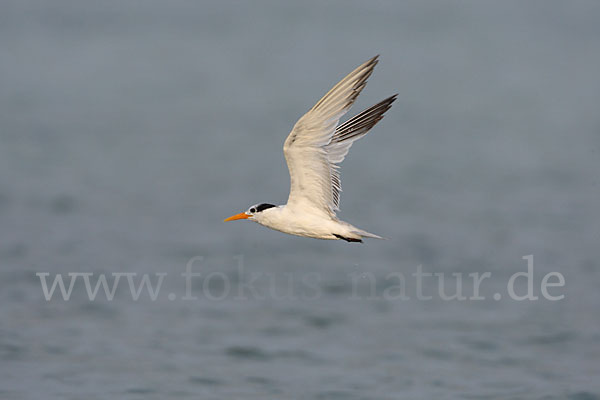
[225,56,396,243]
[251,204,377,242]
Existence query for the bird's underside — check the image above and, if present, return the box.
[224,55,396,242]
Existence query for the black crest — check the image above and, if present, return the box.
[255,203,276,213]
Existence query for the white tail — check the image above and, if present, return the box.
[353,229,385,240]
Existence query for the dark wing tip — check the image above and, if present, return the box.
[381,94,398,105]
[311,55,379,113]
[364,55,379,71]
[332,94,399,143]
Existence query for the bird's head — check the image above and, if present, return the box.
[224,203,277,222]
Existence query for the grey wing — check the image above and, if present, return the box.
[283,55,396,215]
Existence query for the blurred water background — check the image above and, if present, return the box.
[1,1,599,399]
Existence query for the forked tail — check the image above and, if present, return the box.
[353,229,385,240]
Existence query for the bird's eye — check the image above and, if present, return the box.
[250,207,256,213]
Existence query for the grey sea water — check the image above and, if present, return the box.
[1,1,599,399]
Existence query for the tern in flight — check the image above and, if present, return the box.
[225,56,396,242]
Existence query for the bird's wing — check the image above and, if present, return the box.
[324,95,397,209]
[283,55,396,216]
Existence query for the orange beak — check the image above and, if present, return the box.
[224,211,250,222]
